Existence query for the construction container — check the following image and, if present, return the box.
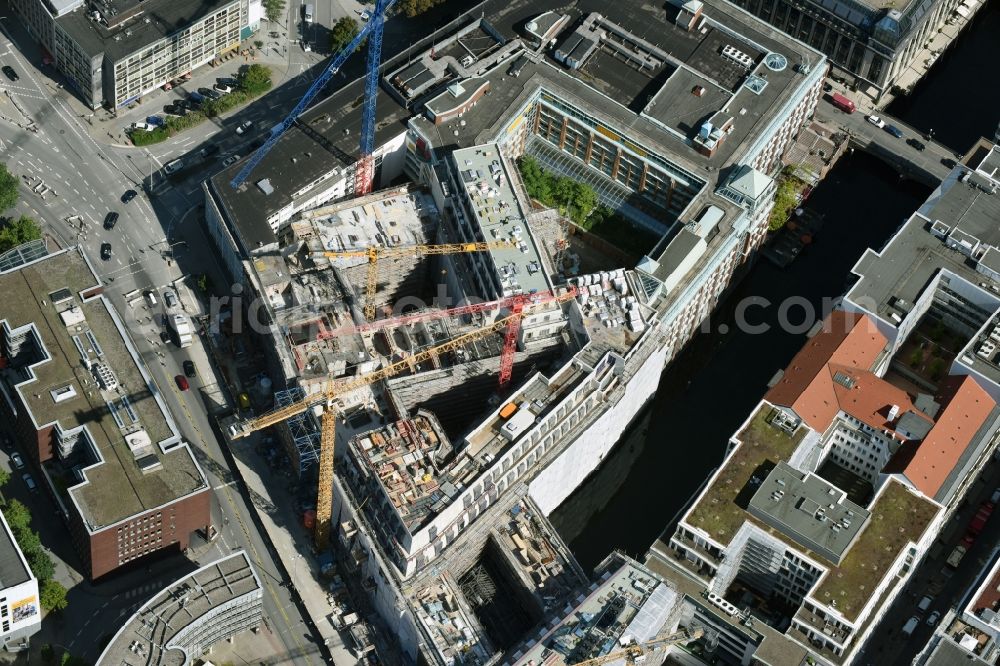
[499,402,518,419]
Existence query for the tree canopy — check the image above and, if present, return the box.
[330,16,360,53]
[398,0,444,17]
[517,156,597,226]
[0,163,17,212]
[238,64,273,96]
[40,579,68,613]
[0,215,42,253]
[262,0,284,22]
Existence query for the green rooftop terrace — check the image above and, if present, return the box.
[686,405,807,545]
[814,479,938,621]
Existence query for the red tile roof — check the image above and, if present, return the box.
[894,375,996,499]
[827,365,930,434]
[765,311,889,431]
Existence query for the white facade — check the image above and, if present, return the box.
[0,512,41,652]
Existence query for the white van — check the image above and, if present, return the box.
[164,159,184,175]
[303,3,313,22]
[917,595,933,612]
[902,616,919,637]
[145,290,157,307]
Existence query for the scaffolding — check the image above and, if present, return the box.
[274,387,322,474]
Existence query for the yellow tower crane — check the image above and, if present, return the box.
[564,627,705,666]
[228,287,577,547]
[314,240,514,322]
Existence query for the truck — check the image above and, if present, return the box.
[969,501,995,536]
[830,92,856,114]
[168,313,194,348]
[947,534,975,568]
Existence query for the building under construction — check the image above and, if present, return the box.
[203,0,837,662]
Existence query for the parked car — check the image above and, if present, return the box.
[103,212,119,229]
[885,125,904,139]
[941,158,958,169]
[199,144,221,159]
[907,138,926,151]
[164,104,187,117]
[22,473,37,492]
[926,611,941,626]
[159,330,171,343]
[199,87,221,100]
[1,433,13,451]
[130,121,155,131]
[865,114,885,128]
[2,66,18,82]
[175,374,190,391]
[183,360,197,378]
[163,290,177,308]
[214,81,235,94]
[223,154,241,167]
[188,91,206,105]
[100,242,112,261]
[236,120,254,135]
[10,452,24,470]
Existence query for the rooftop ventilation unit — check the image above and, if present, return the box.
[257,179,275,195]
[721,45,754,69]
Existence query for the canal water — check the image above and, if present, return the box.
[886,0,1000,152]
[550,150,931,572]
[551,1,999,572]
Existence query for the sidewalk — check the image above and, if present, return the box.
[232,448,360,664]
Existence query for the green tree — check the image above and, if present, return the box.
[0,468,8,488]
[0,163,17,212]
[2,499,32,532]
[40,644,55,664]
[26,545,54,582]
[262,0,285,22]
[40,579,68,613]
[238,64,273,96]
[329,16,360,53]
[398,0,442,17]
[0,215,42,253]
[569,181,597,225]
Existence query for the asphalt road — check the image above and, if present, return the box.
[0,16,325,665]
[854,449,1000,665]
[813,91,957,183]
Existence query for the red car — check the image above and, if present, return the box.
[175,374,190,391]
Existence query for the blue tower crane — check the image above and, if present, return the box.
[230,0,397,191]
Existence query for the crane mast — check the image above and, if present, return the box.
[230,0,397,190]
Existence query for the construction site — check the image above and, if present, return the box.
[226,138,671,665]
[202,0,840,659]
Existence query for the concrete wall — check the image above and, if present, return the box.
[528,338,668,514]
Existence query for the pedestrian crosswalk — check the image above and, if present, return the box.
[120,581,164,600]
